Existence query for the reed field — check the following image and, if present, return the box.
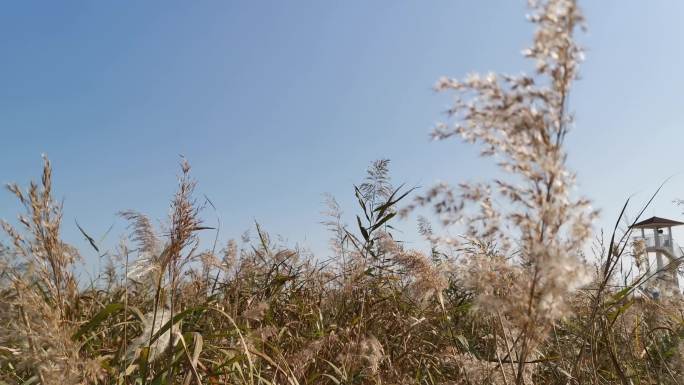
[1,1,683,384]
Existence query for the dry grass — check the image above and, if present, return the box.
[2,1,684,384]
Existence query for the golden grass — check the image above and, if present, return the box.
[2,1,683,384]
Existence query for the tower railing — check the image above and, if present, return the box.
[632,233,677,252]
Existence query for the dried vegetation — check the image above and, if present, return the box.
[2,1,683,384]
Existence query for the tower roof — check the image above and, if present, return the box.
[631,216,684,229]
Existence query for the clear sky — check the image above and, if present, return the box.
[2,1,684,272]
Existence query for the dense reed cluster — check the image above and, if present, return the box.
[2,1,683,384]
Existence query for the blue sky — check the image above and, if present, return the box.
[2,1,684,272]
